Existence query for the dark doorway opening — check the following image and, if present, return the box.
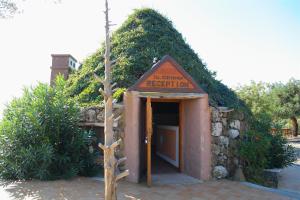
[151,102,180,175]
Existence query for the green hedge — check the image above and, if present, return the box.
[0,76,99,180]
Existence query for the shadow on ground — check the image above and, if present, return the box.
[0,177,292,200]
[0,178,104,200]
[0,180,43,200]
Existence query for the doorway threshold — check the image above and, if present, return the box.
[152,173,203,185]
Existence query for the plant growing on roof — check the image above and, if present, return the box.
[66,8,242,108]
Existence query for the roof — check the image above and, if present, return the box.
[51,54,78,62]
[128,55,206,94]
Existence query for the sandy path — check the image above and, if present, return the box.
[0,177,291,200]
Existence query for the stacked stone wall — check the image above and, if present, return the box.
[79,105,248,179]
[79,105,126,171]
[211,107,248,179]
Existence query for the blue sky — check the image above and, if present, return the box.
[0,0,299,118]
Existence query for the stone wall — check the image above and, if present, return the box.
[211,107,248,179]
[79,104,248,179]
[79,105,126,171]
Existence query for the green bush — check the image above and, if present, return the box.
[0,76,99,180]
[239,131,271,183]
[113,88,127,102]
[239,129,296,184]
[266,132,296,169]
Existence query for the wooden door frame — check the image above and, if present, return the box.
[146,98,184,185]
[146,97,152,187]
[179,101,184,172]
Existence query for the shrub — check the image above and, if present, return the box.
[113,88,127,102]
[239,131,271,183]
[239,128,296,184]
[266,132,296,169]
[0,76,99,180]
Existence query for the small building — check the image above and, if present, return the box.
[50,54,244,186]
[123,55,211,184]
[50,54,77,85]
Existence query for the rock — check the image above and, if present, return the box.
[219,136,229,147]
[217,154,228,164]
[79,110,85,122]
[212,122,223,136]
[222,117,227,127]
[230,120,240,130]
[212,144,221,155]
[211,107,221,122]
[228,129,240,139]
[86,109,96,122]
[263,169,282,188]
[233,166,245,181]
[213,166,228,179]
[96,112,104,122]
[229,111,245,121]
[233,157,239,166]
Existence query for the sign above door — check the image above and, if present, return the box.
[129,55,205,93]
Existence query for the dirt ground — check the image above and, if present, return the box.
[0,177,292,200]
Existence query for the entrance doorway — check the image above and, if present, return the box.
[151,102,179,175]
[143,98,183,186]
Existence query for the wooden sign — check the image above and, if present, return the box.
[129,55,204,93]
[139,61,194,89]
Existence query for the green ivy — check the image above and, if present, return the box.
[66,8,243,108]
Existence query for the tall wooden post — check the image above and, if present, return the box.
[146,97,153,186]
[97,1,129,199]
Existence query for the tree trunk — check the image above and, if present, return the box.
[291,116,298,137]
[98,1,129,199]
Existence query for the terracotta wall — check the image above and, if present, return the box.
[124,91,141,182]
[182,95,211,180]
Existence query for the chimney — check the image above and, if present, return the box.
[50,54,77,85]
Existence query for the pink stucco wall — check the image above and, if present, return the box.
[124,91,141,183]
[124,92,211,183]
[182,94,211,180]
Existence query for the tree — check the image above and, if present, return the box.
[236,79,300,136]
[0,0,61,18]
[0,0,17,18]
[66,8,242,108]
[235,81,276,131]
[276,79,300,136]
[96,1,128,199]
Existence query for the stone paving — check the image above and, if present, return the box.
[278,137,300,194]
[0,177,292,200]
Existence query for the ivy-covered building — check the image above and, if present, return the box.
[50,8,246,185]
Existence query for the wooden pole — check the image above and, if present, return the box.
[98,1,129,199]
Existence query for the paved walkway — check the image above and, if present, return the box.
[0,177,292,200]
[278,137,300,194]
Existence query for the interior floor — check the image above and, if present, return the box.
[152,153,178,174]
